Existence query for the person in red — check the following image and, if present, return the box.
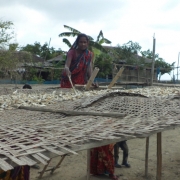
[60,33,93,88]
[90,144,119,180]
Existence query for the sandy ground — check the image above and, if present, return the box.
[1,84,180,180]
[29,127,180,180]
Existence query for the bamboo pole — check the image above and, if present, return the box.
[145,137,149,178]
[39,159,52,178]
[86,149,91,180]
[85,67,99,90]
[50,155,66,174]
[177,52,180,82]
[137,69,139,82]
[156,132,162,180]
[150,36,156,86]
[108,66,124,89]
[14,105,126,118]
[68,75,78,95]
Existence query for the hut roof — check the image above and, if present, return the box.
[0,50,45,63]
[47,54,64,63]
[102,45,152,64]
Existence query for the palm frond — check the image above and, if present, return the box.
[89,41,107,53]
[99,38,112,45]
[62,38,72,48]
[103,38,111,44]
[59,32,94,41]
[64,25,81,33]
[87,35,94,41]
[59,32,79,37]
[96,30,104,42]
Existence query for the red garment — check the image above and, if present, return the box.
[0,165,30,180]
[90,144,114,175]
[60,49,92,88]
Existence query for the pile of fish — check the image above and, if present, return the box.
[0,89,113,111]
[122,86,180,97]
[1,86,180,111]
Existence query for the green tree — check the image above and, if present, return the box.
[141,49,175,79]
[111,41,143,65]
[0,20,14,49]
[94,53,113,78]
[20,42,41,56]
[20,42,63,60]
[0,20,19,75]
[121,41,142,55]
[141,49,159,60]
[9,43,19,51]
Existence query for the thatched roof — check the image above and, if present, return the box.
[103,45,152,64]
[0,50,44,63]
[47,54,65,64]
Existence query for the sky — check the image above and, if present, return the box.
[1,0,180,80]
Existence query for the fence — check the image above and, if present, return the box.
[0,78,112,85]
[112,63,157,83]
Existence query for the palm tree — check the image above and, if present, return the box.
[59,25,111,62]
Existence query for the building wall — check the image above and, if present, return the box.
[113,66,157,83]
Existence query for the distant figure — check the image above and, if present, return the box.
[23,84,32,89]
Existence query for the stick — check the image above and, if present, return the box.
[68,75,78,95]
[108,66,124,89]
[13,105,126,118]
[86,149,91,180]
[51,155,66,174]
[39,159,52,178]
[156,132,162,180]
[85,67,99,90]
[145,137,149,178]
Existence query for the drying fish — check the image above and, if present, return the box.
[0,86,180,111]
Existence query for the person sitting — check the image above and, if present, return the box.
[22,84,32,89]
[114,140,131,168]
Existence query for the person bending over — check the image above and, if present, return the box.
[60,33,93,88]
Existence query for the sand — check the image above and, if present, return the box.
[30,127,180,180]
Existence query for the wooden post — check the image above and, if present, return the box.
[50,155,66,174]
[39,159,52,178]
[177,52,180,82]
[145,137,149,178]
[126,68,128,81]
[150,36,156,86]
[156,132,162,180]
[112,63,115,79]
[108,66,124,89]
[85,67,99,90]
[51,69,53,81]
[87,149,91,180]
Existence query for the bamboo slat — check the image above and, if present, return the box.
[108,66,124,89]
[85,67,99,90]
[0,159,13,171]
